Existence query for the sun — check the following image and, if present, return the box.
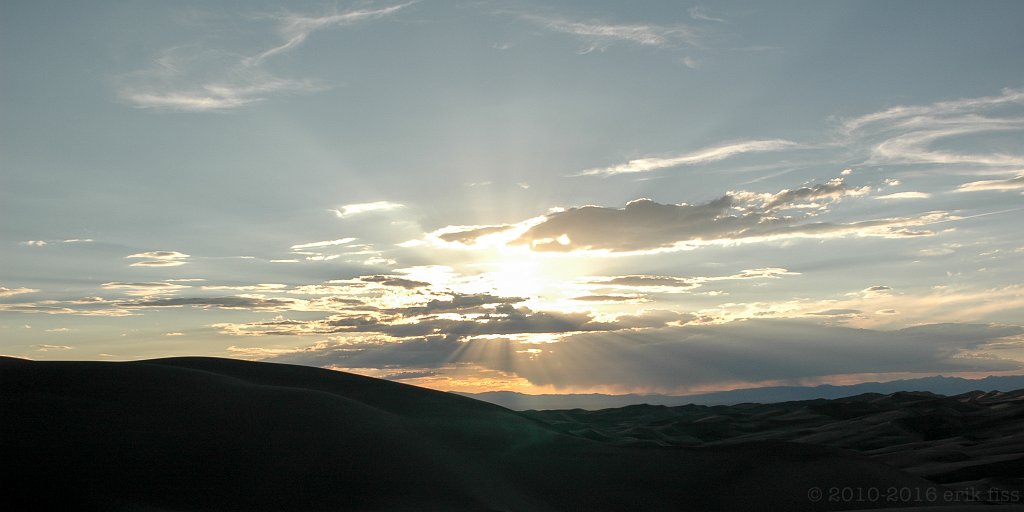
[461,248,599,311]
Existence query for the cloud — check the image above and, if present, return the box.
[588,268,796,293]
[133,297,295,310]
[875,192,932,200]
[570,295,644,302]
[35,344,73,351]
[437,225,511,244]
[248,3,415,65]
[596,275,698,288]
[388,293,526,315]
[698,283,1024,330]
[119,46,324,111]
[574,139,797,176]
[807,308,862,317]
[122,77,322,112]
[841,88,1024,169]
[956,175,1024,192]
[101,281,190,296]
[359,275,431,289]
[423,177,940,253]
[201,284,288,292]
[0,286,38,297]
[126,251,190,267]
[501,187,941,253]
[18,239,92,246]
[524,14,701,51]
[120,4,412,111]
[290,238,357,250]
[732,178,871,210]
[0,296,138,317]
[213,291,693,340]
[843,88,1024,134]
[332,201,405,218]
[688,6,726,23]
[510,321,1024,391]
[270,320,1022,393]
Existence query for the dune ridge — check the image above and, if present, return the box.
[2,357,959,511]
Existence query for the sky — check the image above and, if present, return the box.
[2,0,1023,395]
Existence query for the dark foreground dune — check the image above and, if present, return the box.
[0,357,982,511]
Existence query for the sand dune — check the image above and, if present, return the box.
[2,357,958,511]
[525,391,1024,504]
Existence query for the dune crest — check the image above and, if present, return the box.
[2,357,952,511]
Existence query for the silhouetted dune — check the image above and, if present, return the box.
[525,390,1024,503]
[2,357,959,511]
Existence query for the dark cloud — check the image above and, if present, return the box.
[808,309,862,316]
[390,293,527,315]
[865,286,892,292]
[221,304,690,339]
[133,297,296,310]
[422,180,929,252]
[438,225,511,244]
[511,192,928,252]
[273,320,1023,392]
[277,336,463,369]
[591,269,794,291]
[359,275,431,289]
[595,275,697,288]
[102,282,185,289]
[760,180,857,210]
[350,305,619,338]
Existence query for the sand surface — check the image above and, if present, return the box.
[2,357,994,511]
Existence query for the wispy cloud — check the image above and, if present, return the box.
[102,281,190,296]
[588,268,797,293]
[523,14,701,52]
[126,250,190,267]
[688,6,726,23]
[956,175,1024,193]
[875,191,932,200]
[290,238,357,250]
[123,74,322,112]
[35,344,73,351]
[842,88,1024,134]
[840,88,1024,169]
[19,238,94,247]
[120,3,413,111]
[248,3,415,65]
[332,201,405,217]
[574,140,797,176]
[0,286,38,297]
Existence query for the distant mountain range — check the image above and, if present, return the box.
[457,374,1024,410]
